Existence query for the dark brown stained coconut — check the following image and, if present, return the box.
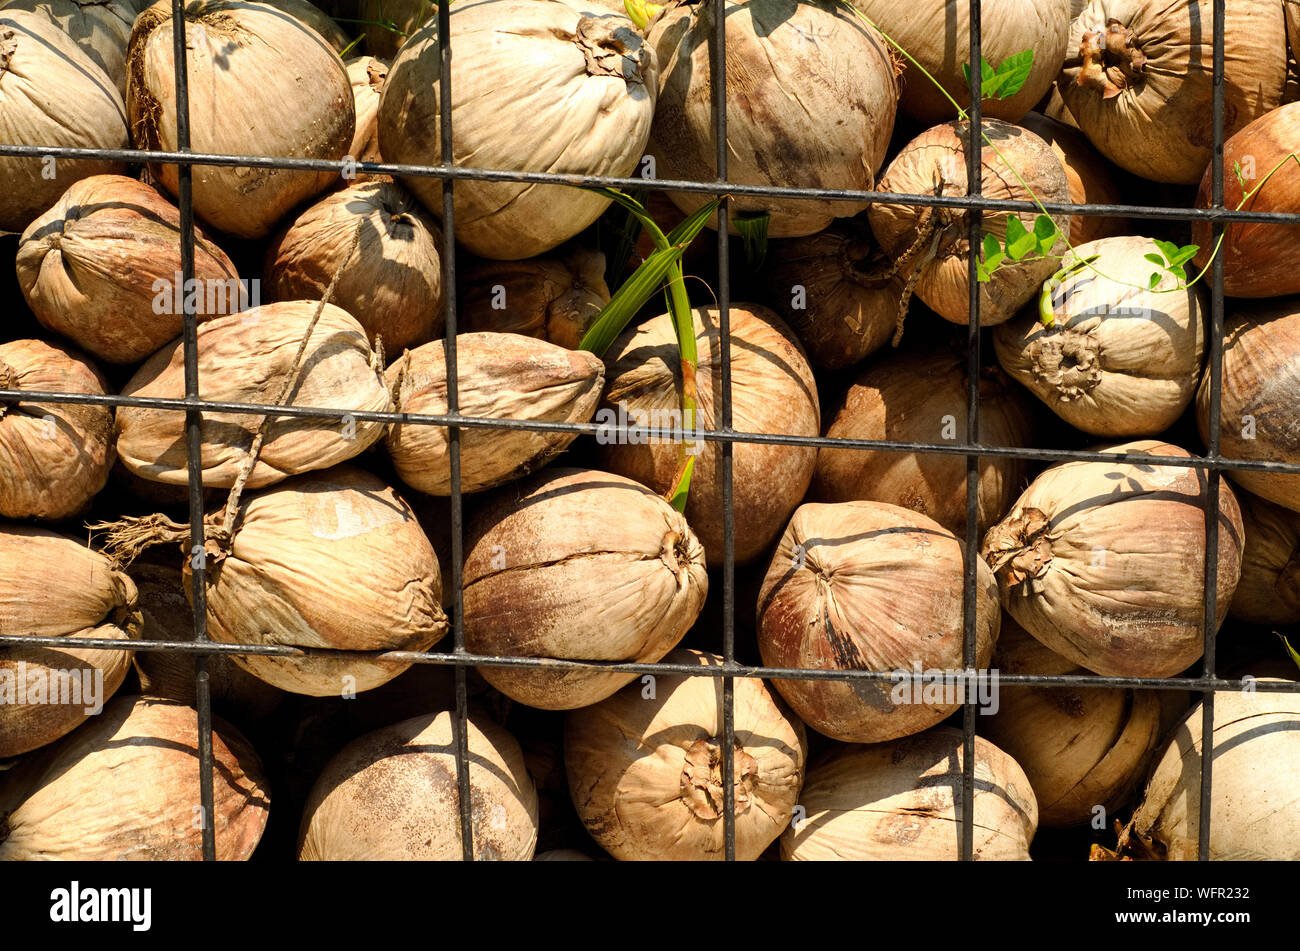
[298,710,537,860]
[757,501,999,744]
[0,10,129,233]
[463,468,708,710]
[1228,491,1300,626]
[0,696,268,860]
[0,524,140,758]
[264,181,443,353]
[982,440,1244,678]
[126,0,354,238]
[0,0,147,95]
[813,348,1033,535]
[0,339,114,520]
[385,333,605,496]
[184,467,449,696]
[781,728,1038,860]
[17,174,241,364]
[599,304,820,567]
[358,0,427,58]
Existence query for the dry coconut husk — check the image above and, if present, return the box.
[781,727,1038,860]
[564,649,807,861]
[357,0,427,58]
[1118,683,1300,860]
[463,467,708,710]
[762,220,906,369]
[458,246,610,350]
[17,174,242,364]
[813,348,1033,536]
[179,466,448,696]
[599,304,820,567]
[1197,300,1300,513]
[757,501,999,744]
[1228,491,1300,626]
[0,0,147,95]
[0,696,268,860]
[0,524,139,758]
[299,710,537,860]
[379,0,657,259]
[647,0,897,237]
[981,616,1166,828]
[982,440,1244,678]
[116,302,391,489]
[994,235,1206,438]
[264,181,443,353]
[126,0,354,238]
[869,119,1071,328]
[1059,0,1286,185]
[854,0,1070,124]
[1192,102,1300,298]
[1017,111,1129,245]
[0,10,128,233]
[258,0,349,50]
[0,339,114,520]
[385,333,605,496]
[344,56,387,172]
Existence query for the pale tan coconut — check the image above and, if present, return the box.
[463,467,708,710]
[0,10,129,233]
[0,524,139,758]
[869,119,1071,328]
[599,304,820,567]
[358,0,428,58]
[1017,111,1129,245]
[116,302,391,489]
[458,246,609,350]
[994,236,1206,437]
[264,181,443,353]
[813,349,1033,535]
[1229,491,1300,626]
[385,333,604,496]
[648,0,896,237]
[1119,683,1300,860]
[565,649,807,860]
[0,339,114,520]
[127,0,354,238]
[0,0,147,94]
[184,466,448,696]
[982,440,1244,678]
[17,175,242,364]
[854,0,1070,124]
[379,0,657,259]
[757,501,999,744]
[1060,0,1286,184]
[345,56,387,170]
[258,0,348,50]
[982,616,1166,828]
[781,727,1038,860]
[0,696,268,860]
[299,710,538,860]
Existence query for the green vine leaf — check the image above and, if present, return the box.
[1032,214,1058,255]
[1004,216,1036,260]
[961,50,1034,101]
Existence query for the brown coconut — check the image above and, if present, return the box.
[869,119,1071,328]
[1017,111,1129,245]
[358,0,428,58]
[0,696,268,860]
[385,333,605,496]
[345,56,387,170]
[813,348,1034,536]
[259,0,349,50]
[184,466,448,696]
[126,0,354,238]
[599,304,820,567]
[17,175,242,364]
[264,181,443,353]
[982,440,1244,678]
[757,501,999,744]
[0,524,139,758]
[299,710,537,860]
[116,302,391,489]
[1229,491,1300,626]
[0,0,146,95]
[463,467,708,710]
[781,727,1038,860]
[564,649,807,860]
[0,10,129,233]
[994,235,1206,438]
[458,246,610,350]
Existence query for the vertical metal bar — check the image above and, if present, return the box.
[960,0,982,864]
[168,0,216,864]
[1197,0,1227,863]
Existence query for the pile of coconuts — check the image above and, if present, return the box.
[0,0,1297,865]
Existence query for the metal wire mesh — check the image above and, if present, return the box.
[2,0,1300,862]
